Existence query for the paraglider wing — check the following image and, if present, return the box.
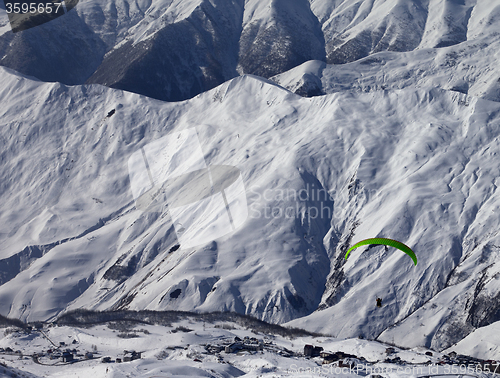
[345,238,417,266]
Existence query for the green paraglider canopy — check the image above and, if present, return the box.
[345,238,417,266]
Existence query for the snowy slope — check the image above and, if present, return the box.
[272,33,500,102]
[444,321,500,361]
[2,63,500,351]
[0,68,331,325]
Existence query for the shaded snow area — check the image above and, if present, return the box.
[1,313,499,378]
[1,0,500,101]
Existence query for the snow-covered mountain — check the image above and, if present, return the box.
[2,0,500,358]
[1,0,499,101]
[2,59,500,352]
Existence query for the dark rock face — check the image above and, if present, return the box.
[326,31,373,65]
[87,1,243,102]
[467,289,500,329]
[103,255,139,283]
[238,0,325,78]
[169,289,182,299]
[293,75,324,97]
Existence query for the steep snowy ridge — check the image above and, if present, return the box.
[288,93,500,351]
[420,0,471,49]
[0,70,330,325]
[2,63,500,351]
[315,0,428,63]
[1,0,499,101]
